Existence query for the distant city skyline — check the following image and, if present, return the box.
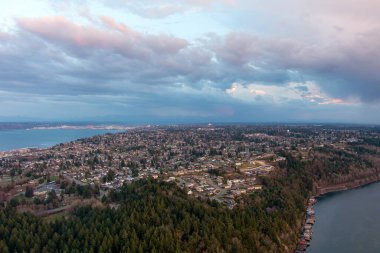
[0,0,379,123]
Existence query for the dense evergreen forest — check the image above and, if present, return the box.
[0,156,311,253]
[307,144,378,186]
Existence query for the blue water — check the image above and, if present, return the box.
[0,129,122,151]
[307,181,380,253]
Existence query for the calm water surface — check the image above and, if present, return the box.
[308,181,380,253]
[0,129,122,151]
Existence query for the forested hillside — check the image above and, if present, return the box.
[0,156,311,253]
[307,144,379,187]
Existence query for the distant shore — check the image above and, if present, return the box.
[0,147,40,157]
[315,172,380,197]
[0,128,127,153]
[28,124,134,131]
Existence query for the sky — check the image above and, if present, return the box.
[0,0,379,124]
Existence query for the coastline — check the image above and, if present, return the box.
[0,147,42,158]
[295,197,316,253]
[294,173,380,252]
[315,172,380,197]
[0,128,126,155]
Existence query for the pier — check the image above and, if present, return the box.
[295,197,316,253]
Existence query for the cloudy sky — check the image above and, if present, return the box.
[0,0,379,124]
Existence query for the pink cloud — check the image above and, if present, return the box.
[318,98,346,105]
[17,16,188,58]
[0,31,10,41]
[101,0,237,19]
[189,0,236,6]
[251,89,266,95]
[138,5,187,19]
[210,32,261,65]
[99,16,136,36]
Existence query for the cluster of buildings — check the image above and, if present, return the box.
[0,125,378,209]
[172,162,270,208]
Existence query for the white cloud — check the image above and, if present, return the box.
[226,81,352,105]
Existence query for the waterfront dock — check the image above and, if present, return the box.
[295,197,317,253]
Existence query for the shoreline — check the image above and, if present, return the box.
[294,173,380,252]
[0,128,127,155]
[315,172,380,197]
[0,147,42,158]
[295,197,316,253]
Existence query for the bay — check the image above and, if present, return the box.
[0,129,122,151]
[307,181,380,253]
